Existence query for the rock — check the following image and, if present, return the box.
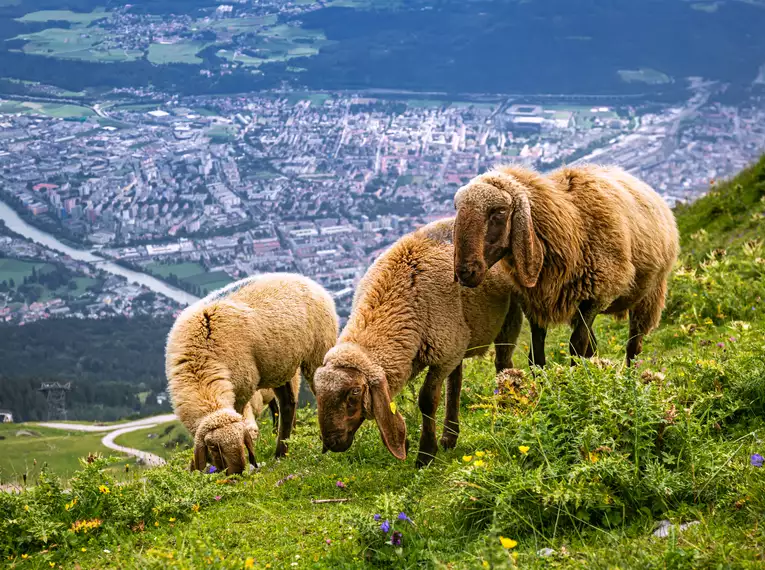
[653,519,700,538]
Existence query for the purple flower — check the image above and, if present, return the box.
[391,531,403,546]
[325,539,331,545]
[336,481,346,488]
[493,389,499,395]
[373,514,381,521]
[207,465,217,474]
[729,336,737,343]
[398,512,412,524]
[751,453,764,467]
[716,342,725,349]
[214,495,222,501]
[380,520,390,533]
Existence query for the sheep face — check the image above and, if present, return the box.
[314,362,407,461]
[454,177,543,289]
[191,414,257,475]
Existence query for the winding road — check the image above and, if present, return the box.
[37,414,178,467]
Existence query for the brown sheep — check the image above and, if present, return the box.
[453,164,679,367]
[313,218,523,467]
[166,273,338,474]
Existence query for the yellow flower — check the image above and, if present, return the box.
[482,561,489,568]
[65,498,77,511]
[589,452,599,463]
[245,558,255,568]
[474,460,485,467]
[475,451,485,458]
[23,505,29,511]
[154,521,159,527]
[500,536,518,549]
[50,563,55,568]
[192,504,200,513]
[98,485,110,494]
[81,548,87,552]
[266,564,272,569]
[462,455,473,462]
[21,554,29,559]
[169,518,176,522]
[518,445,530,455]
[389,401,397,414]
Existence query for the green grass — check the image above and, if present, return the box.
[147,42,209,65]
[618,68,673,85]
[0,100,94,118]
[113,422,192,460]
[145,262,206,280]
[16,9,109,25]
[12,25,142,63]
[0,424,122,484]
[2,159,765,568]
[0,258,52,283]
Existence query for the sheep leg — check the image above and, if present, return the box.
[416,365,449,468]
[569,300,600,364]
[494,299,523,372]
[273,378,298,459]
[439,363,462,451]
[627,281,666,366]
[528,319,547,368]
[267,399,279,434]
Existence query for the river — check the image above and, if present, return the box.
[0,199,199,306]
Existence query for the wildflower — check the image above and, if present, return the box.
[98,485,110,494]
[500,536,518,549]
[325,539,331,545]
[482,561,490,568]
[389,402,397,414]
[169,518,176,522]
[65,498,77,511]
[391,531,403,546]
[518,445,530,455]
[50,563,55,567]
[245,558,255,568]
[475,451,485,458]
[336,481,346,488]
[474,460,485,467]
[70,519,102,534]
[716,342,725,348]
[24,505,29,511]
[104,549,111,553]
[462,455,473,462]
[266,565,271,568]
[588,452,599,463]
[751,453,764,467]
[154,521,159,527]
[192,504,200,513]
[21,554,28,559]
[398,512,413,524]
[373,514,381,521]
[493,389,499,395]
[380,520,390,533]
[207,465,217,474]
[215,495,222,501]
[81,548,87,552]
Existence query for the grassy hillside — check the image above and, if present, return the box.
[2,158,765,569]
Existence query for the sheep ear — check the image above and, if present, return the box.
[369,375,407,461]
[244,429,257,468]
[511,194,543,288]
[191,440,207,472]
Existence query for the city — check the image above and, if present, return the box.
[1,79,764,324]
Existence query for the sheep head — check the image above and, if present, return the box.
[453,172,543,289]
[314,343,407,460]
[191,409,257,475]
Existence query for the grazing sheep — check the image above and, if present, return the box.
[166,273,339,474]
[246,374,301,434]
[453,164,679,367]
[314,218,523,467]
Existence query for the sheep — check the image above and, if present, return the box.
[246,374,301,434]
[166,273,339,474]
[452,164,679,367]
[313,218,523,467]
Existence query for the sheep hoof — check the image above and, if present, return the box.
[439,435,458,450]
[274,442,288,458]
[415,451,436,468]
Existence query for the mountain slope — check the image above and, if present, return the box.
[1,158,764,569]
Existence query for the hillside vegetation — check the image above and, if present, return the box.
[1,158,765,569]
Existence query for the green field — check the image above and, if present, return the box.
[0,258,52,282]
[12,25,143,62]
[0,99,94,118]
[147,42,209,65]
[0,424,122,483]
[16,9,109,25]
[113,421,192,460]
[3,158,765,568]
[146,262,232,296]
[618,68,673,85]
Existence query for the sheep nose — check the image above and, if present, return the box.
[456,261,485,287]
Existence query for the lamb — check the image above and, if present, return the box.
[166,273,339,474]
[452,164,679,367]
[313,218,523,467]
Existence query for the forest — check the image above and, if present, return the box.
[0,316,173,422]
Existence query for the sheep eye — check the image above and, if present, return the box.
[350,387,362,397]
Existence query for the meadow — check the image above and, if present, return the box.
[1,158,764,568]
[145,261,232,297]
[0,99,94,119]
